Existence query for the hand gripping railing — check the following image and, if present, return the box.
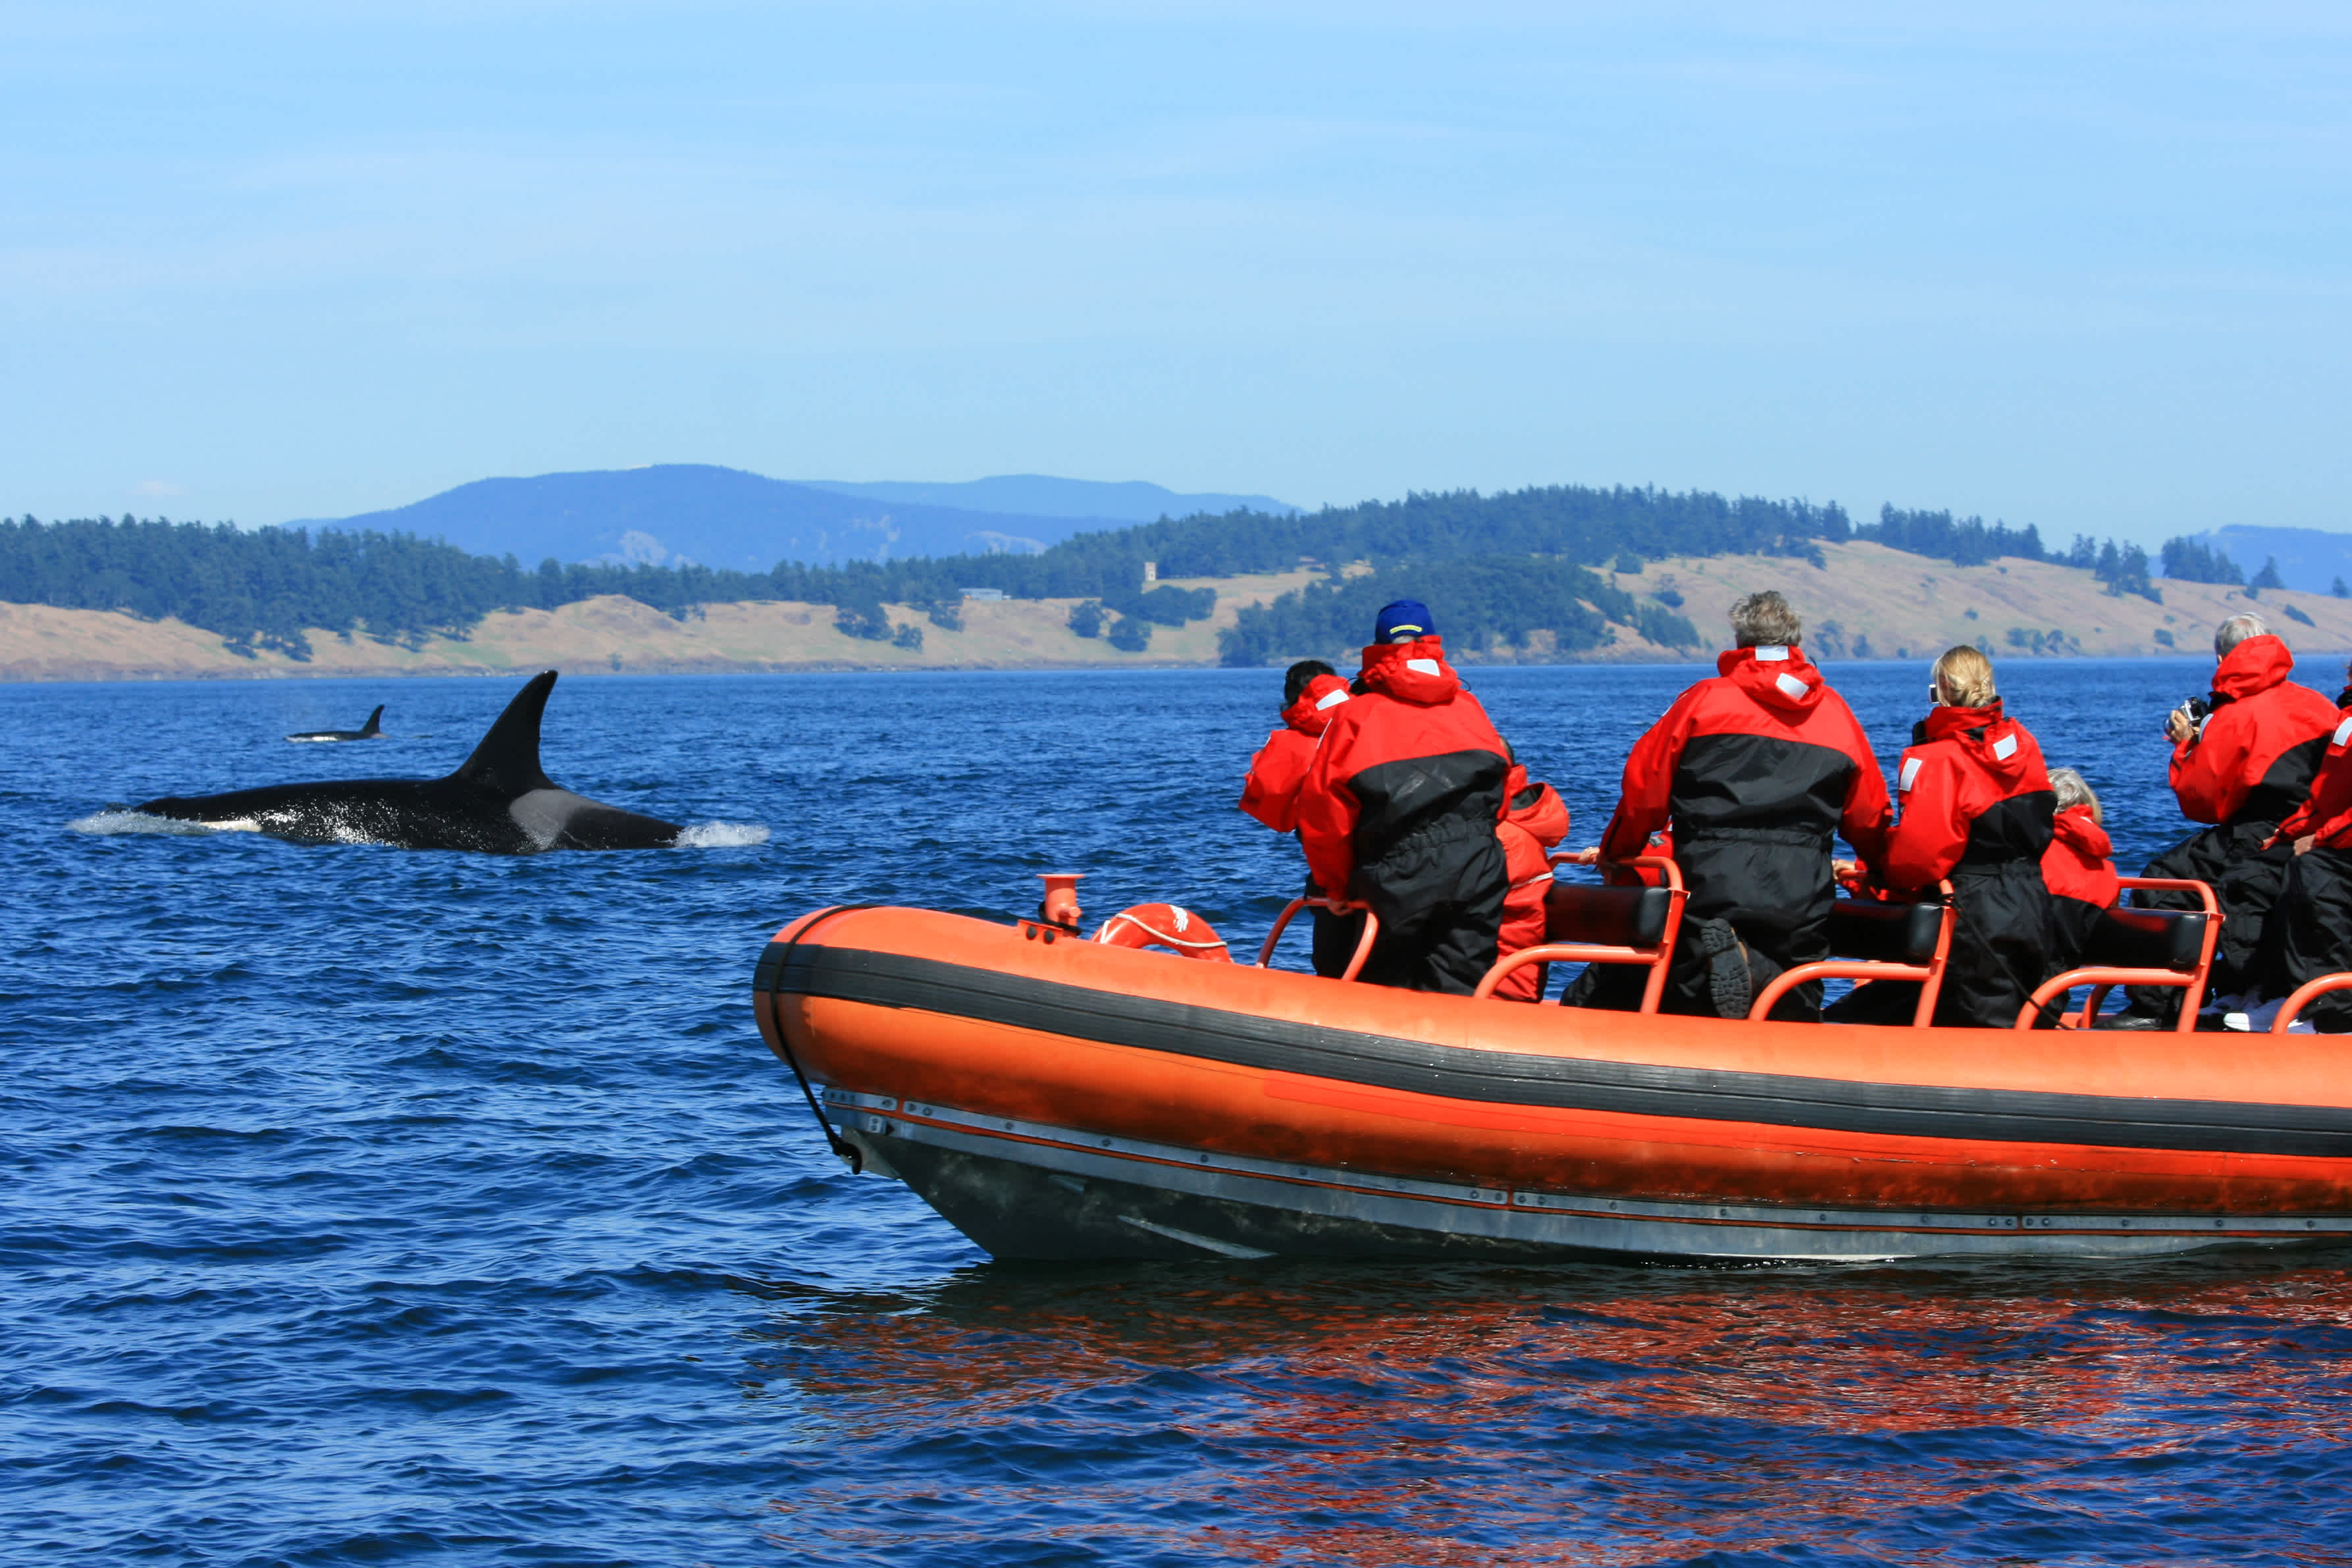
[2014,876,2220,1032]
[1472,850,1686,1009]
[1256,897,1380,982]
[1746,870,1956,1027]
[2268,973,2352,1033]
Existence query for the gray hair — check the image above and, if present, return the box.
[2049,766,2101,825]
[2216,612,2269,656]
[1729,590,1802,649]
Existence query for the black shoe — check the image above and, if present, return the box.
[2093,1011,2170,1031]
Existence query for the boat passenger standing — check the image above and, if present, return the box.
[2241,706,2352,1032]
[1840,646,2058,1029]
[1295,600,1513,993]
[1491,750,1571,1001]
[1239,660,1363,977]
[1582,591,1891,1021]
[2041,768,2120,975]
[2119,614,2339,1026]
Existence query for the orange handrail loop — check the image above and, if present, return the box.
[2018,876,2222,1031]
[2269,972,2352,1034]
[1255,897,1380,982]
[1748,879,1956,1027]
[1475,850,1685,1009]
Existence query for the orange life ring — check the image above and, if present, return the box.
[1093,902,1232,961]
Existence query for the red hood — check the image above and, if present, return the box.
[1358,637,1463,704]
[2214,634,2295,702]
[1715,644,1825,717]
[1922,699,2035,787]
[1502,762,1571,841]
[2051,802,2110,860]
[1280,673,1352,737]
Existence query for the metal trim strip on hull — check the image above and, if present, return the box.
[821,1088,2352,1261]
[764,943,2352,1159]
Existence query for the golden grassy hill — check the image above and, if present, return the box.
[2,542,2345,681]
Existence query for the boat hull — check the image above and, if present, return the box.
[754,906,2352,1263]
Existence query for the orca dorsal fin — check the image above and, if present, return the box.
[450,672,559,796]
[359,705,383,737]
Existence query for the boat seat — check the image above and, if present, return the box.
[1473,852,1686,1008]
[1543,881,1674,949]
[1823,897,1947,967]
[1749,888,1956,1026]
[2083,907,2210,973]
[2016,876,2220,1030]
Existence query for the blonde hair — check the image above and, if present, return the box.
[1931,645,1997,708]
[2049,766,2101,825]
[1729,590,1802,648]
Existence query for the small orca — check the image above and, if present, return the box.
[136,672,683,852]
[286,704,384,743]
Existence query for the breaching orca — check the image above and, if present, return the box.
[136,671,683,852]
[286,704,384,743]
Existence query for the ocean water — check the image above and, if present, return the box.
[6,658,2352,1566]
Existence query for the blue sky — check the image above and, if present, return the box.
[4,3,2349,542]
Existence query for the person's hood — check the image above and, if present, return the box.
[1502,762,1571,841]
[2051,802,2111,861]
[1921,698,2035,786]
[1715,644,1825,717]
[1280,673,1352,737]
[2213,633,2295,702]
[1358,636,1463,704]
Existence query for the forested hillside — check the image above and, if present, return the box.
[0,485,2198,665]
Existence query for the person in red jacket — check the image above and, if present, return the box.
[1239,660,1363,976]
[1491,751,1571,1001]
[1835,645,2058,1029]
[2242,707,2352,1031]
[1581,590,1891,1020]
[2041,767,2120,975]
[2120,614,2339,1025]
[1240,660,1349,833]
[1295,599,1513,993]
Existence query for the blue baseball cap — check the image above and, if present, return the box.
[1373,599,1434,644]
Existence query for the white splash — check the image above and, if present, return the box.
[68,810,244,837]
[675,821,771,849]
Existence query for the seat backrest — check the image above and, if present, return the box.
[1825,898,1945,965]
[1544,880,1672,948]
[2085,906,2209,973]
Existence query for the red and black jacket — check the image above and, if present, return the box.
[1598,646,1891,965]
[2170,635,2338,827]
[1238,673,1351,833]
[1885,700,2059,1028]
[1883,701,2056,891]
[2275,712,2352,852]
[1297,637,1511,921]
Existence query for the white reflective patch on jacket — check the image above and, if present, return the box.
[1993,733,2018,761]
[1405,658,1441,675]
[1754,645,1790,662]
[2334,715,2352,748]
[1900,756,1923,793]
[1316,687,1350,710]
[1775,672,1810,701]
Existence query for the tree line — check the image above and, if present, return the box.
[1,488,2300,663]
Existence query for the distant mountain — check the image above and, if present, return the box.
[292,464,1127,570]
[802,474,1297,523]
[2181,526,2352,596]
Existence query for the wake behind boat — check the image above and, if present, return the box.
[751,873,2352,1263]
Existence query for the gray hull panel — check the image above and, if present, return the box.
[831,1093,2352,1264]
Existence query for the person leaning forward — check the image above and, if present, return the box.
[1575,591,1891,1021]
[1294,599,1513,993]
[2118,614,2338,1026]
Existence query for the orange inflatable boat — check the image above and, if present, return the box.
[750,864,2352,1263]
